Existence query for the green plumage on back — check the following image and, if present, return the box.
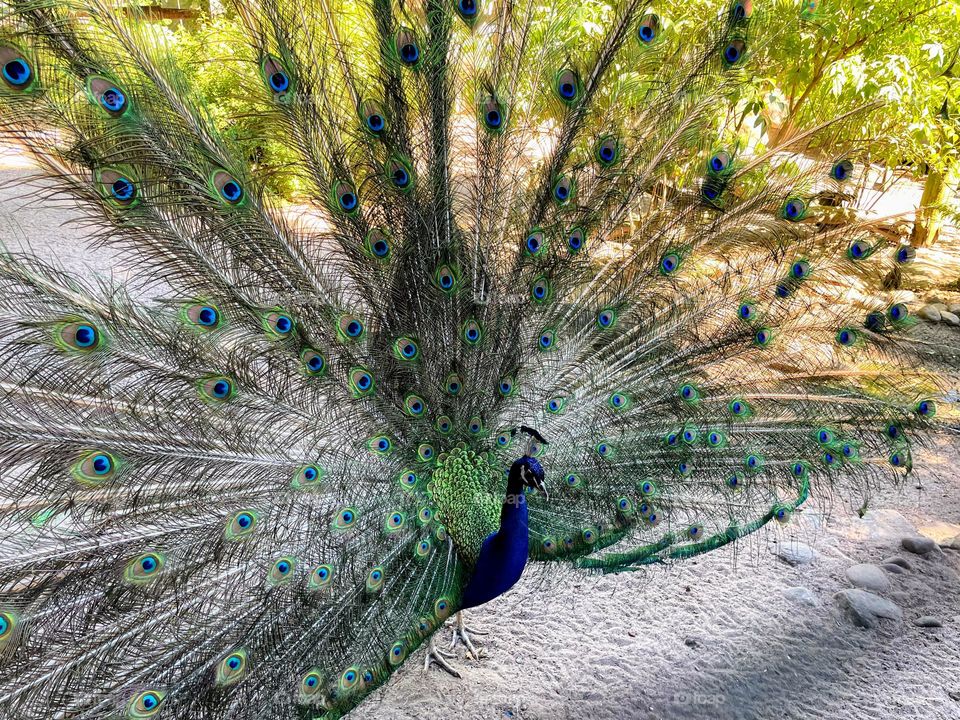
[429,447,501,563]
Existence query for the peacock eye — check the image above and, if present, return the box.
[434,263,459,293]
[831,159,853,181]
[595,135,621,166]
[848,240,871,260]
[836,328,857,346]
[365,228,391,260]
[524,229,546,257]
[467,417,483,434]
[596,308,617,329]
[97,168,138,206]
[480,94,506,131]
[754,327,773,347]
[403,394,426,416]
[301,348,327,377]
[184,302,221,329]
[301,669,325,698]
[124,552,164,584]
[791,260,811,280]
[87,76,129,117]
[393,336,420,361]
[349,367,375,396]
[261,56,293,100]
[916,400,935,417]
[366,566,385,593]
[211,170,244,205]
[637,13,660,44]
[462,320,483,346]
[309,564,334,590]
[268,556,296,585]
[781,197,808,221]
[538,329,556,350]
[333,181,359,214]
[338,315,365,340]
[217,650,249,686]
[531,276,551,303]
[554,68,581,103]
[386,155,414,190]
[498,375,515,397]
[418,443,436,461]
[722,38,746,66]
[567,227,585,253]
[660,252,680,274]
[896,246,916,264]
[552,175,573,204]
[360,98,388,135]
[546,396,567,414]
[263,311,294,338]
[225,510,257,540]
[340,667,360,691]
[729,0,754,23]
[0,47,33,90]
[127,689,165,718]
[888,303,908,322]
[773,505,792,524]
[395,28,421,66]
[456,0,479,21]
[708,150,732,174]
[384,510,406,532]
[445,373,463,395]
[333,507,359,531]
[199,375,235,402]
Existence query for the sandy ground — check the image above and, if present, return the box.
[1,161,959,720]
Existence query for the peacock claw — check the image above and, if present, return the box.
[424,635,462,678]
[448,611,487,660]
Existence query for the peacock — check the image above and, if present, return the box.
[0,0,955,717]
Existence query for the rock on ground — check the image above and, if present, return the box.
[834,589,903,628]
[846,563,891,593]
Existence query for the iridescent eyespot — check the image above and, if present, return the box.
[595,135,621,166]
[0,47,34,91]
[340,666,361,691]
[722,38,746,66]
[445,373,463,396]
[831,159,853,181]
[916,399,936,418]
[415,538,432,559]
[86,76,129,117]
[418,443,436,461]
[687,523,704,541]
[301,348,327,377]
[725,473,743,490]
[773,505,792,524]
[332,180,359,214]
[581,526,598,544]
[435,264,459,293]
[456,0,480,23]
[567,227,585,253]
[816,428,834,445]
[124,552,164,585]
[665,431,679,446]
[738,302,756,321]
[708,150,732,174]
[349,367,375,397]
[791,460,809,479]
[72,450,117,485]
[775,282,793,299]
[531,276,551,303]
[434,597,453,620]
[616,497,634,515]
[707,431,725,447]
[333,507,359,530]
[679,383,700,403]
[360,98,388,136]
[395,28,421,66]
[596,308,617,329]
[127,689,165,718]
[890,450,910,468]
[98,169,138,207]
[309,564,334,590]
[538,329,556,350]
[268,556,296,585]
[199,375,235,403]
[435,416,452,435]
[466,418,483,435]
[225,511,257,540]
[293,465,322,488]
[418,506,434,525]
[338,314,365,341]
[681,426,698,443]
[754,327,773,347]
[895,246,916,264]
[261,56,293,101]
[790,260,811,280]
[552,175,573,204]
[842,442,858,459]
[217,650,248,687]
[886,422,902,440]
[403,394,426,416]
[554,68,581,103]
[836,328,857,346]
[848,240,871,260]
[541,537,557,553]
[546,397,567,414]
[393,337,420,361]
[369,435,392,455]
[462,319,483,346]
[365,566,385,593]
[183,302,221,330]
[384,511,406,533]
[595,441,615,459]
[524,229,546,257]
[680,462,693,477]
[386,155,414,190]
[781,197,808,221]
[608,392,630,410]
[300,669,325,701]
[365,227,391,260]
[637,13,660,44]
[480,93,506,131]
[388,640,408,666]
[263,310,294,338]
[888,303,908,323]
[211,170,244,205]
[398,469,419,491]
[639,480,657,497]
[744,453,763,472]
[729,398,751,416]
[496,432,511,447]
[660,252,680,274]
[498,375,515,397]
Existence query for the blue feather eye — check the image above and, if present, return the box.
[97,169,138,207]
[895,245,916,264]
[728,398,751,417]
[754,327,773,347]
[445,372,463,396]
[395,28,421,66]
[393,336,420,361]
[567,227,585,253]
[498,375,515,397]
[831,159,853,181]
[127,689,165,718]
[86,76,129,117]
[332,181,359,214]
[916,399,936,418]
[261,55,293,103]
[700,176,727,205]
[637,13,660,44]
[72,450,117,485]
[183,302,221,330]
[596,308,617,329]
[835,327,857,346]
[434,263,460,293]
[0,47,34,91]
[888,303,908,323]
[480,94,506,131]
[722,39,746,66]
[462,319,483,346]
[546,397,567,414]
[864,311,886,331]
[552,175,573,204]
[403,394,427,416]
[679,383,700,403]
[338,314,365,341]
[781,197,808,221]
[300,668,326,700]
[791,260,811,280]
[263,310,294,338]
[729,0,753,23]
[435,415,452,434]
[293,465,322,488]
[348,367,375,397]
[530,276,552,303]
[660,252,680,274]
[332,507,359,531]
[301,348,327,377]
[608,392,630,410]
[419,441,438,460]
[386,156,414,191]
[738,302,756,321]
[56,321,103,352]
[124,552,164,584]
[225,511,257,540]
[595,135,621,166]
[466,416,483,434]
[369,435,392,455]
[773,505,792,524]
[554,68,581,103]
[217,650,249,687]
[360,98,388,136]
[708,150,732,174]
[209,170,244,205]
[524,229,546,257]
[538,329,556,350]
[456,0,480,23]
[364,228,391,260]
[199,376,235,402]
[847,239,871,260]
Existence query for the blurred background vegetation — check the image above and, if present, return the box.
[141,0,960,248]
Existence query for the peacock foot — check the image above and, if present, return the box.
[424,635,462,678]
[448,611,487,660]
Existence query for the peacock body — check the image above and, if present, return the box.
[0,0,954,717]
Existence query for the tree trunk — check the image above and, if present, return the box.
[910,168,946,248]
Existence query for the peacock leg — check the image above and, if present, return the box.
[448,611,488,659]
[424,635,462,678]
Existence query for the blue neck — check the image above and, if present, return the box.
[459,486,530,610]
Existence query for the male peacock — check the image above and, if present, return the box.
[0,0,955,717]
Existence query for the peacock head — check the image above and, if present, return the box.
[510,455,548,501]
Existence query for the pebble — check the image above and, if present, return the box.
[881,555,914,570]
[834,589,903,628]
[783,586,819,607]
[941,311,960,327]
[901,536,940,555]
[846,563,891,592]
[775,542,817,566]
[914,616,943,628]
[918,305,941,322]
[882,563,908,575]
[949,303,960,315]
